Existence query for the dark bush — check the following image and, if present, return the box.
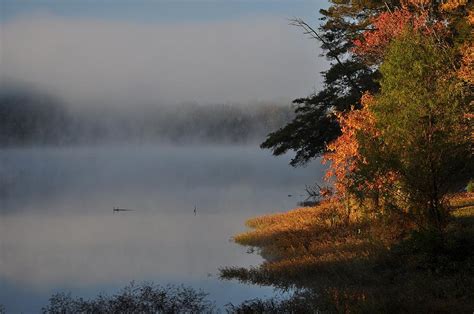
[41,282,215,314]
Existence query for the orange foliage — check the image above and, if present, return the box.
[353,9,447,63]
[323,94,399,202]
[322,94,378,198]
[469,9,474,25]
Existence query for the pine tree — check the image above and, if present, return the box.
[260,1,395,166]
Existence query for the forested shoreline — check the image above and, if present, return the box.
[0,86,293,146]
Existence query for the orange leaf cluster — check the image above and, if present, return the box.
[322,94,378,198]
[323,94,399,201]
[353,9,446,63]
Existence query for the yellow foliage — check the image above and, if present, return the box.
[458,42,474,85]
[440,0,468,11]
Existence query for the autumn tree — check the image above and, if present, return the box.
[322,3,472,227]
[322,94,381,220]
[368,30,471,228]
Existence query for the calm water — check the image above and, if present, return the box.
[0,144,323,312]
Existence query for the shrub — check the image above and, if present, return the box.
[41,282,215,314]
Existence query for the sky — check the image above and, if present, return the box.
[0,0,329,108]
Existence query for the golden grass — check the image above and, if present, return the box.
[449,192,474,213]
[221,192,474,312]
[233,199,405,263]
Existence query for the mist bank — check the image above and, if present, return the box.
[0,85,294,146]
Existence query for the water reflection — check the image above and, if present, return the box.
[0,145,323,312]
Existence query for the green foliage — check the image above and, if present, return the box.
[372,30,472,227]
[467,180,474,193]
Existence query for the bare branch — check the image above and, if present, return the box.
[289,18,362,94]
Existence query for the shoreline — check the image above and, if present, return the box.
[220,192,474,312]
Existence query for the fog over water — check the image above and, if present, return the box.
[0,145,324,312]
[0,2,328,311]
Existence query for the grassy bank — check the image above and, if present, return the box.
[221,193,474,312]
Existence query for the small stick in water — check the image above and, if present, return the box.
[113,207,134,212]
[194,206,197,216]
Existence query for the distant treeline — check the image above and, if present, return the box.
[0,86,293,145]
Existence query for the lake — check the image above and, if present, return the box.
[0,144,323,312]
